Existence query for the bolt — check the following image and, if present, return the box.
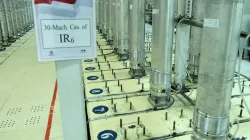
[124,129,127,139]
[105,81,107,88]
[114,73,116,79]
[108,64,111,69]
[239,109,243,117]
[165,112,168,120]
[107,87,110,93]
[189,119,192,128]
[138,78,141,84]
[137,117,140,125]
[180,109,183,118]
[114,104,117,112]
[98,63,100,69]
[120,119,122,128]
[173,121,176,130]
[111,98,113,104]
[126,95,128,102]
[242,86,245,93]
[120,84,123,92]
[112,69,114,74]
[101,74,104,80]
[130,102,133,110]
[143,126,146,135]
[118,80,120,86]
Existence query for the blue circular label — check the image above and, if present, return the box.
[234,74,238,77]
[84,59,93,62]
[87,76,99,80]
[90,88,103,94]
[97,130,117,140]
[85,67,96,71]
[93,105,109,114]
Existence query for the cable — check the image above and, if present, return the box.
[238,33,250,115]
[229,119,239,140]
[176,15,195,97]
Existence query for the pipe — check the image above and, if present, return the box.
[117,0,129,60]
[106,0,113,44]
[180,92,196,106]
[192,0,244,139]
[148,0,175,107]
[128,0,146,78]
[180,19,203,28]
[173,0,191,91]
[241,31,250,38]
[187,0,205,84]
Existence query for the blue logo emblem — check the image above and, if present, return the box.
[84,59,93,62]
[97,130,117,140]
[90,88,103,94]
[85,67,96,71]
[234,74,238,77]
[87,76,99,80]
[93,106,109,114]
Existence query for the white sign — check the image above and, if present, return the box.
[203,18,219,28]
[33,0,96,61]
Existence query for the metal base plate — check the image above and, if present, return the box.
[118,54,129,61]
[8,36,16,43]
[148,95,174,108]
[2,42,11,47]
[129,68,146,78]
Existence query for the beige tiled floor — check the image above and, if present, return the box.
[0,32,62,140]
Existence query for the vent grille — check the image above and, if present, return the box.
[30,105,44,112]
[25,116,41,125]
[0,120,16,128]
[6,108,22,116]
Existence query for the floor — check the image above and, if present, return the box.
[0,31,63,140]
[0,29,249,140]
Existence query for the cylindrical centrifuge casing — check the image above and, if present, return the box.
[0,0,9,42]
[106,0,113,42]
[128,0,146,77]
[149,0,175,107]
[102,0,108,36]
[111,0,118,51]
[192,0,244,139]
[3,0,14,37]
[188,0,205,83]
[117,0,129,60]
[9,0,18,37]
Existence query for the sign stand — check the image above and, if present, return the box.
[33,0,96,139]
[55,59,87,140]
